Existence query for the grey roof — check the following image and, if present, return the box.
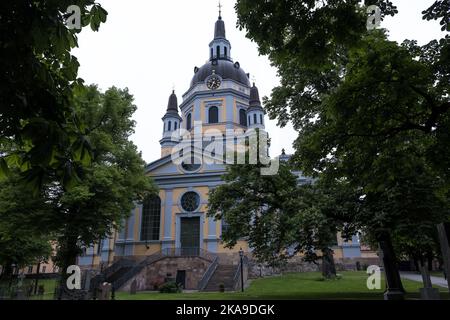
[166,90,178,113]
[214,16,226,39]
[249,83,264,110]
[191,59,250,88]
[249,83,261,106]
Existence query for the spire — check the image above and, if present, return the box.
[249,83,262,108]
[214,1,226,39]
[214,18,226,39]
[166,90,178,114]
[210,2,230,60]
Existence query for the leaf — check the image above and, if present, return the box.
[0,157,10,180]
[98,6,108,23]
[72,135,93,167]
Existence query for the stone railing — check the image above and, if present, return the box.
[89,258,135,292]
[112,252,164,291]
[197,255,219,291]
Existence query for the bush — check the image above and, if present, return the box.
[159,281,182,293]
[219,283,225,292]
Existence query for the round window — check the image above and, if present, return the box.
[181,159,201,172]
[181,192,200,212]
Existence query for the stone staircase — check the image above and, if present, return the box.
[203,264,237,292]
[105,266,133,284]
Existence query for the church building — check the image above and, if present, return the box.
[78,10,371,292]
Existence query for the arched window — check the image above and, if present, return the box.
[260,114,263,125]
[239,109,247,126]
[253,114,257,125]
[168,121,172,131]
[141,196,161,241]
[216,45,220,58]
[208,106,219,124]
[174,122,177,130]
[224,47,228,58]
[186,113,192,130]
[210,48,213,59]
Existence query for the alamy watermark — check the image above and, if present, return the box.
[65,5,81,30]
[366,265,381,290]
[367,5,382,30]
[66,265,81,290]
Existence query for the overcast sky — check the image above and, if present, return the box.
[73,0,446,164]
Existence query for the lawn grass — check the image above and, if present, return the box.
[29,279,59,300]
[115,271,450,300]
[429,271,447,279]
[1,278,58,300]
[5,271,448,300]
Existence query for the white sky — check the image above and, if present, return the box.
[73,0,446,164]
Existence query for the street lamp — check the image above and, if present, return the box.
[239,248,244,292]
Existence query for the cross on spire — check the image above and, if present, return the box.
[218,0,222,18]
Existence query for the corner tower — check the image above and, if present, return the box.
[247,83,265,130]
[160,90,181,157]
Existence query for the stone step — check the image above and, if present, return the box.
[203,264,237,292]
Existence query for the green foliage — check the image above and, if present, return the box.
[208,160,298,265]
[0,0,109,191]
[159,281,182,293]
[47,86,157,270]
[422,0,450,31]
[208,158,359,267]
[235,1,450,265]
[0,173,53,274]
[235,0,397,68]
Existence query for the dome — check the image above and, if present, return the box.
[190,59,250,88]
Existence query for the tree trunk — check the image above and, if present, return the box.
[436,223,450,293]
[418,258,433,288]
[376,230,405,300]
[57,235,80,300]
[321,248,337,279]
[34,262,41,295]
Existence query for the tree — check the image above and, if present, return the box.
[207,157,359,279]
[208,159,299,266]
[0,0,108,190]
[359,162,450,289]
[0,172,53,279]
[43,86,157,293]
[235,0,450,298]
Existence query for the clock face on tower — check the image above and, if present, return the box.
[206,74,222,90]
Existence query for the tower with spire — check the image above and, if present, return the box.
[159,90,181,157]
[209,3,231,61]
[247,83,265,130]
